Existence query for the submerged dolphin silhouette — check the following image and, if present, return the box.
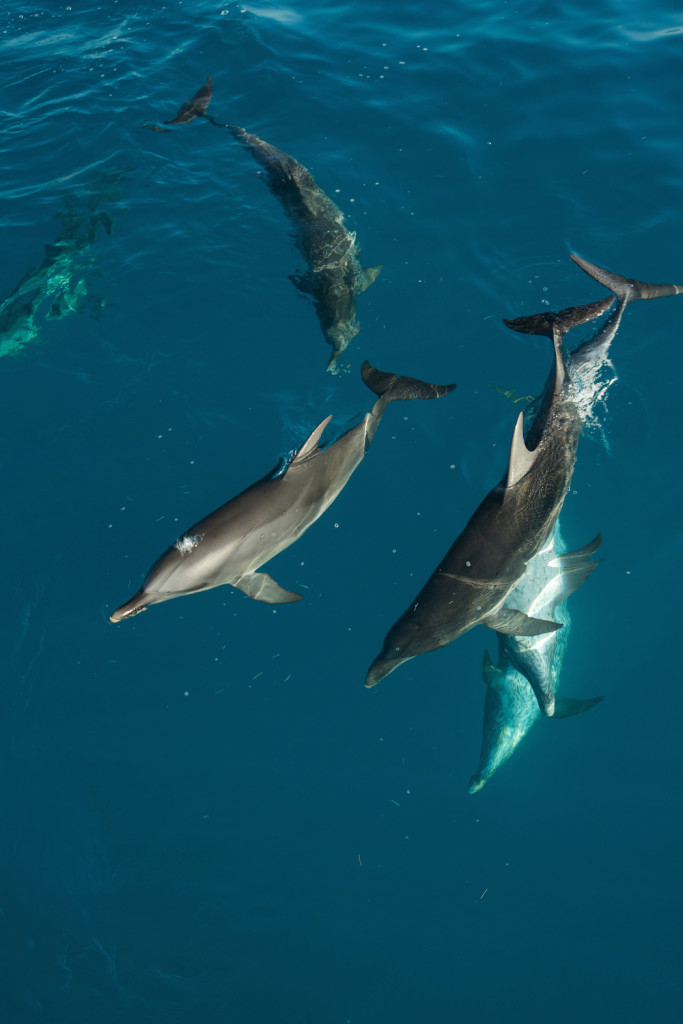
[110,363,454,623]
[367,255,683,704]
[157,78,382,371]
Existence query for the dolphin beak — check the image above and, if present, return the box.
[109,592,148,623]
[365,654,403,688]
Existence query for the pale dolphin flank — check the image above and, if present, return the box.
[468,525,604,794]
[364,296,613,696]
[158,77,382,372]
[163,76,213,124]
[109,363,454,623]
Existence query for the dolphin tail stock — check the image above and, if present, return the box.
[569,253,683,303]
[360,361,456,404]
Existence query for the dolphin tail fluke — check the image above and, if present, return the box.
[570,253,683,302]
[503,296,614,339]
[553,695,604,718]
[360,361,455,403]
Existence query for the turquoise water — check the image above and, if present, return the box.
[2,1,682,1020]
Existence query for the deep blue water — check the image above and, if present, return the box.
[2,2,683,1021]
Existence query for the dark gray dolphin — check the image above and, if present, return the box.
[364,297,612,695]
[366,255,683,701]
[221,122,382,372]
[157,78,382,371]
[110,363,454,623]
[163,76,213,124]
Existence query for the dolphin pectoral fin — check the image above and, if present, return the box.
[553,696,604,718]
[290,270,317,296]
[288,415,333,467]
[548,532,603,606]
[550,532,603,566]
[232,573,303,604]
[569,253,683,302]
[484,608,561,637]
[355,264,383,294]
[502,296,614,339]
[505,411,538,490]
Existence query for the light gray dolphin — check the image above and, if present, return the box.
[157,78,382,372]
[366,256,682,699]
[110,362,454,623]
[468,525,604,794]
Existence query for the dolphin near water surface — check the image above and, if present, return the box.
[156,77,382,372]
[110,362,454,623]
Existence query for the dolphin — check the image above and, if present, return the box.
[468,525,604,794]
[110,362,454,623]
[0,179,118,358]
[221,122,382,372]
[366,256,682,697]
[156,78,382,372]
[364,297,612,694]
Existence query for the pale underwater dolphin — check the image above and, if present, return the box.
[109,363,454,623]
[157,78,382,372]
[468,525,604,794]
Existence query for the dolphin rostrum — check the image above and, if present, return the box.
[110,363,454,623]
[157,77,382,372]
[468,524,604,794]
[366,255,682,703]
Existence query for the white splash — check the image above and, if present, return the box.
[174,533,202,555]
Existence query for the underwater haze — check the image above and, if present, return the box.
[1,1,682,1021]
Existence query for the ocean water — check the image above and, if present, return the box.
[2,1,682,1021]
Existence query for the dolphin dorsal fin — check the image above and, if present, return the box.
[506,411,537,489]
[289,415,333,466]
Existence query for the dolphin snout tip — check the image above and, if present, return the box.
[109,593,147,624]
[365,655,397,688]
